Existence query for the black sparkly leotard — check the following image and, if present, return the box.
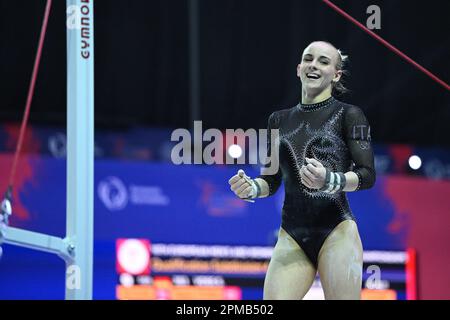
[258,96,376,267]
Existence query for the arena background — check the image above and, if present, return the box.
[0,0,449,300]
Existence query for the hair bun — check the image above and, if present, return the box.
[337,49,349,63]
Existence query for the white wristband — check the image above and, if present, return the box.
[247,180,258,199]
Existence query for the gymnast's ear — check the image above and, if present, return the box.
[333,69,343,83]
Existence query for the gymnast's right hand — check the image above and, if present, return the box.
[228,169,256,199]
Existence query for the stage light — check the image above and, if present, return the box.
[408,155,422,170]
[228,144,243,159]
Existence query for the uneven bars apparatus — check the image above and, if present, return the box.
[1,0,94,300]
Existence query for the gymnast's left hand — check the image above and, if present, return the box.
[300,157,327,189]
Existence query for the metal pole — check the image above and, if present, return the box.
[66,0,94,300]
[3,227,73,263]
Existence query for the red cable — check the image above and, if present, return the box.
[8,0,53,191]
[322,0,450,91]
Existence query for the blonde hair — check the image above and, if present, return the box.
[333,48,350,95]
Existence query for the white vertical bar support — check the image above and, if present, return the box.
[66,0,94,300]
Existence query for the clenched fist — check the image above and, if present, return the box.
[228,170,257,201]
[300,157,327,189]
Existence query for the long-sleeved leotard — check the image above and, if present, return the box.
[258,96,376,266]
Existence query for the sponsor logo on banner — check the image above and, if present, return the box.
[98,176,128,211]
[98,176,170,211]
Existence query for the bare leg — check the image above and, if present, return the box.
[317,220,363,300]
[263,228,317,300]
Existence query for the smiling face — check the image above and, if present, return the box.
[297,41,343,96]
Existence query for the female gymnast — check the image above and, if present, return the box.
[228,41,376,300]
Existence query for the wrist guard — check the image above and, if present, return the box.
[320,169,346,194]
